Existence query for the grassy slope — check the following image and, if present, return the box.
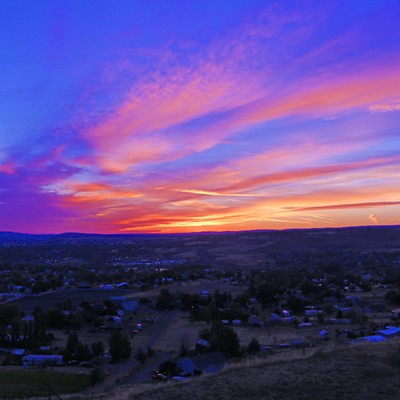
[120,341,400,400]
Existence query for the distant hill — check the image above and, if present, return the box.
[0,225,399,268]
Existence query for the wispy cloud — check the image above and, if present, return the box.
[1,1,400,233]
[369,102,400,112]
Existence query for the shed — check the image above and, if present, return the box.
[375,326,400,338]
[392,308,400,319]
[248,315,265,327]
[122,301,138,312]
[354,335,387,343]
[177,352,227,376]
[196,338,210,348]
[22,355,63,366]
[297,322,313,329]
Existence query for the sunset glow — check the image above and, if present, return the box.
[1,0,399,233]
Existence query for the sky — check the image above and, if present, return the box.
[0,0,400,234]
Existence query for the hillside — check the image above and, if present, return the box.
[110,341,400,400]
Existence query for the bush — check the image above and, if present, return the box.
[90,367,106,385]
[247,338,260,354]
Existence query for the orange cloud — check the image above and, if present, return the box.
[369,214,379,224]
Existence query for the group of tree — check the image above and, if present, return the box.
[62,329,131,364]
[198,322,241,358]
[0,304,52,349]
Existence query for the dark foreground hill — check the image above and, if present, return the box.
[110,341,400,400]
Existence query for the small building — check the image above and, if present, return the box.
[392,308,400,319]
[320,329,329,340]
[269,313,283,324]
[375,326,400,338]
[354,335,387,343]
[305,309,323,317]
[11,349,25,356]
[290,338,307,348]
[297,322,313,329]
[121,300,138,312]
[22,355,63,366]
[77,281,91,289]
[248,315,265,327]
[177,352,227,376]
[196,338,210,349]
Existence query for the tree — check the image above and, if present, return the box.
[200,323,241,357]
[92,341,105,357]
[286,295,305,313]
[247,337,260,354]
[156,288,175,310]
[46,309,66,329]
[63,331,81,362]
[179,336,189,356]
[109,330,131,363]
[135,348,147,365]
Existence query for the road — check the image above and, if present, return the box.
[90,309,180,395]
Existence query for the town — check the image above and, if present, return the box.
[0,227,399,398]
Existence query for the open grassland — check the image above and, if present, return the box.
[13,289,135,313]
[0,369,91,398]
[128,280,247,300]
[105,340,400,400]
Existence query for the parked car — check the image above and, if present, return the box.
[152,371,168,380]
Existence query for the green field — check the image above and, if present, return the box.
[0,369,91,398]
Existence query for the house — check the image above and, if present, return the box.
[121,300,138,312]
[177,352,227,376]
[392,307,400,319]
[305,309,323,317]
[76,281,91,289]
[354,335,387,343]
[290,338,308,348]
[269,313,283,324]
[297,322,313,329]
[248,315,265,327]
[22,355,63,366]
[196,338,210,349]
[375,326,400,338]
[320,329,329,340]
